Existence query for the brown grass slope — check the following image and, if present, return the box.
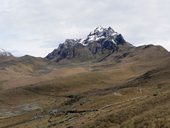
[0,45,169,128]
[0,55,58,89]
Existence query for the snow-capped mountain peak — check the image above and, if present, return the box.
[90,26,116,36]
[81,26,124,45]
[46,26,129,62]
[0,48,12,56]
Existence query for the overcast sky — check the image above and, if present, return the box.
[0,0,170,57]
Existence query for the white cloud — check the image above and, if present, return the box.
[0,0,170,57]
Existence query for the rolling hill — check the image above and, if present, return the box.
[0,27,170,128]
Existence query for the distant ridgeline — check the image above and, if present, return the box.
[0,48,13,57]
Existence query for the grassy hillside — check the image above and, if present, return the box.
[0,45,169,128]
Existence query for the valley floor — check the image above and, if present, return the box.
[0,60,170,128]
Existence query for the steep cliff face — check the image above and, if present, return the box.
[46,39,92,62]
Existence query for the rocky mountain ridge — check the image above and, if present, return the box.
[46,27,133,62]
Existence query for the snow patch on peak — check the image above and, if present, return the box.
[81,26,121,45]
[90,26,116,36]
[0,48,13,56]
[58,39,82,49]
[0,48,6,53]
[52,27,126,49]
[94,26,105,33]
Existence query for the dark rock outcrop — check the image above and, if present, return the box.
[46,27,132,62]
